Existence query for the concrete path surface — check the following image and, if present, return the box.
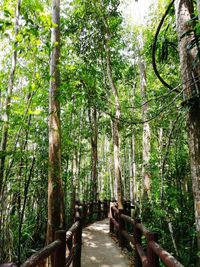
[81,219,130,267]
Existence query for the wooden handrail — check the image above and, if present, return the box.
[120,213,135,225]
[19,199,110,267]
[20,209,83,267]
[149,241,183,267]
[19,199,184,267]
[66,221,80,242]
[11,199,184,267]
[20,221,82,267]
[136,243,149,267]
[20,239,62,267]
[110,203,184,267]
[65,244,79,266]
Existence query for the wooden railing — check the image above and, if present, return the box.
[8,199,184,267]
[20,206,82,267]
[109,202,184,267]
[19,199,110,267]
[79,199,110,225]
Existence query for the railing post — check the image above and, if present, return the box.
[54,230,66,267]
[147,232,159,267]
[66,235,73,251]
[118,209,126,248]
[73,200,80,221]
[73,209,82,267]
[123,200,127,214]
[89,201,93,222]
[82,201,87,226]
[97,200,101,220]
[126,200,131,216]
[109,203,114,234]
[115,205,119,239]
[134,219,142,267]
[103,199,108,218]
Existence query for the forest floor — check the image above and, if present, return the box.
[81,219,132,267]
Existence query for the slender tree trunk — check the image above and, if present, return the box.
[71,151,78,219]
[138,35,151,201]
[158,127,163,197]
[47,1,64,263]
[130,80,137,203]
[67,96,76,216]
[104,37,123,209]
[160,117,180,200]
[104,135,114,199]
[0,0,21,195]
[197,0,200,20]
[88,106,98,201]
[130,135,136,202]
[174,0,200,259]
[77,107,84,198]
[18,157,35,265]
[123,145,129,200]
[96,0,123,206]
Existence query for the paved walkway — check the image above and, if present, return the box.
[81,219,130,267]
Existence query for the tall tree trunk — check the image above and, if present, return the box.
[130,80,137,203]
[95,0,123,207]
[130,135,136,202]
[104,34,123,209]
[158,127,164,198]
[174,0,200,259]
[71,151,78,220]
[138,35,151,201]
[123,145,129,200]
[18,157,35,265]
[97,0,123,207]
[88,106,98,201]
[47,0,64,261]
[0,0,21,195]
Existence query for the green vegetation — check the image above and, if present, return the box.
[0,0,199,266]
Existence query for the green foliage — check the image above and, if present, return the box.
[0,0,198,266]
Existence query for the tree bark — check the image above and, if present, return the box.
[105,42,123,208]
[174,0,200,258]
[130,135,136,202]
[99,9,123,208]
[47,1,64,264]
[130,79,137,203]
[89,106,98,201]
[138,34,151,201]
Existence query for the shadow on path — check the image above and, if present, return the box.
[81,219,130,267]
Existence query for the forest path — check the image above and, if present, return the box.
[81,219,131,267]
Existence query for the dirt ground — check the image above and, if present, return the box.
[81,219,131,267]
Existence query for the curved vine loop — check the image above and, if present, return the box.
[152,0,179,92]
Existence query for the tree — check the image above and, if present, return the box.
[88,103,98,201]
[47,0,65,260]
[174,0,200,259]
[137,33,151,201]
[98,0,123,209]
